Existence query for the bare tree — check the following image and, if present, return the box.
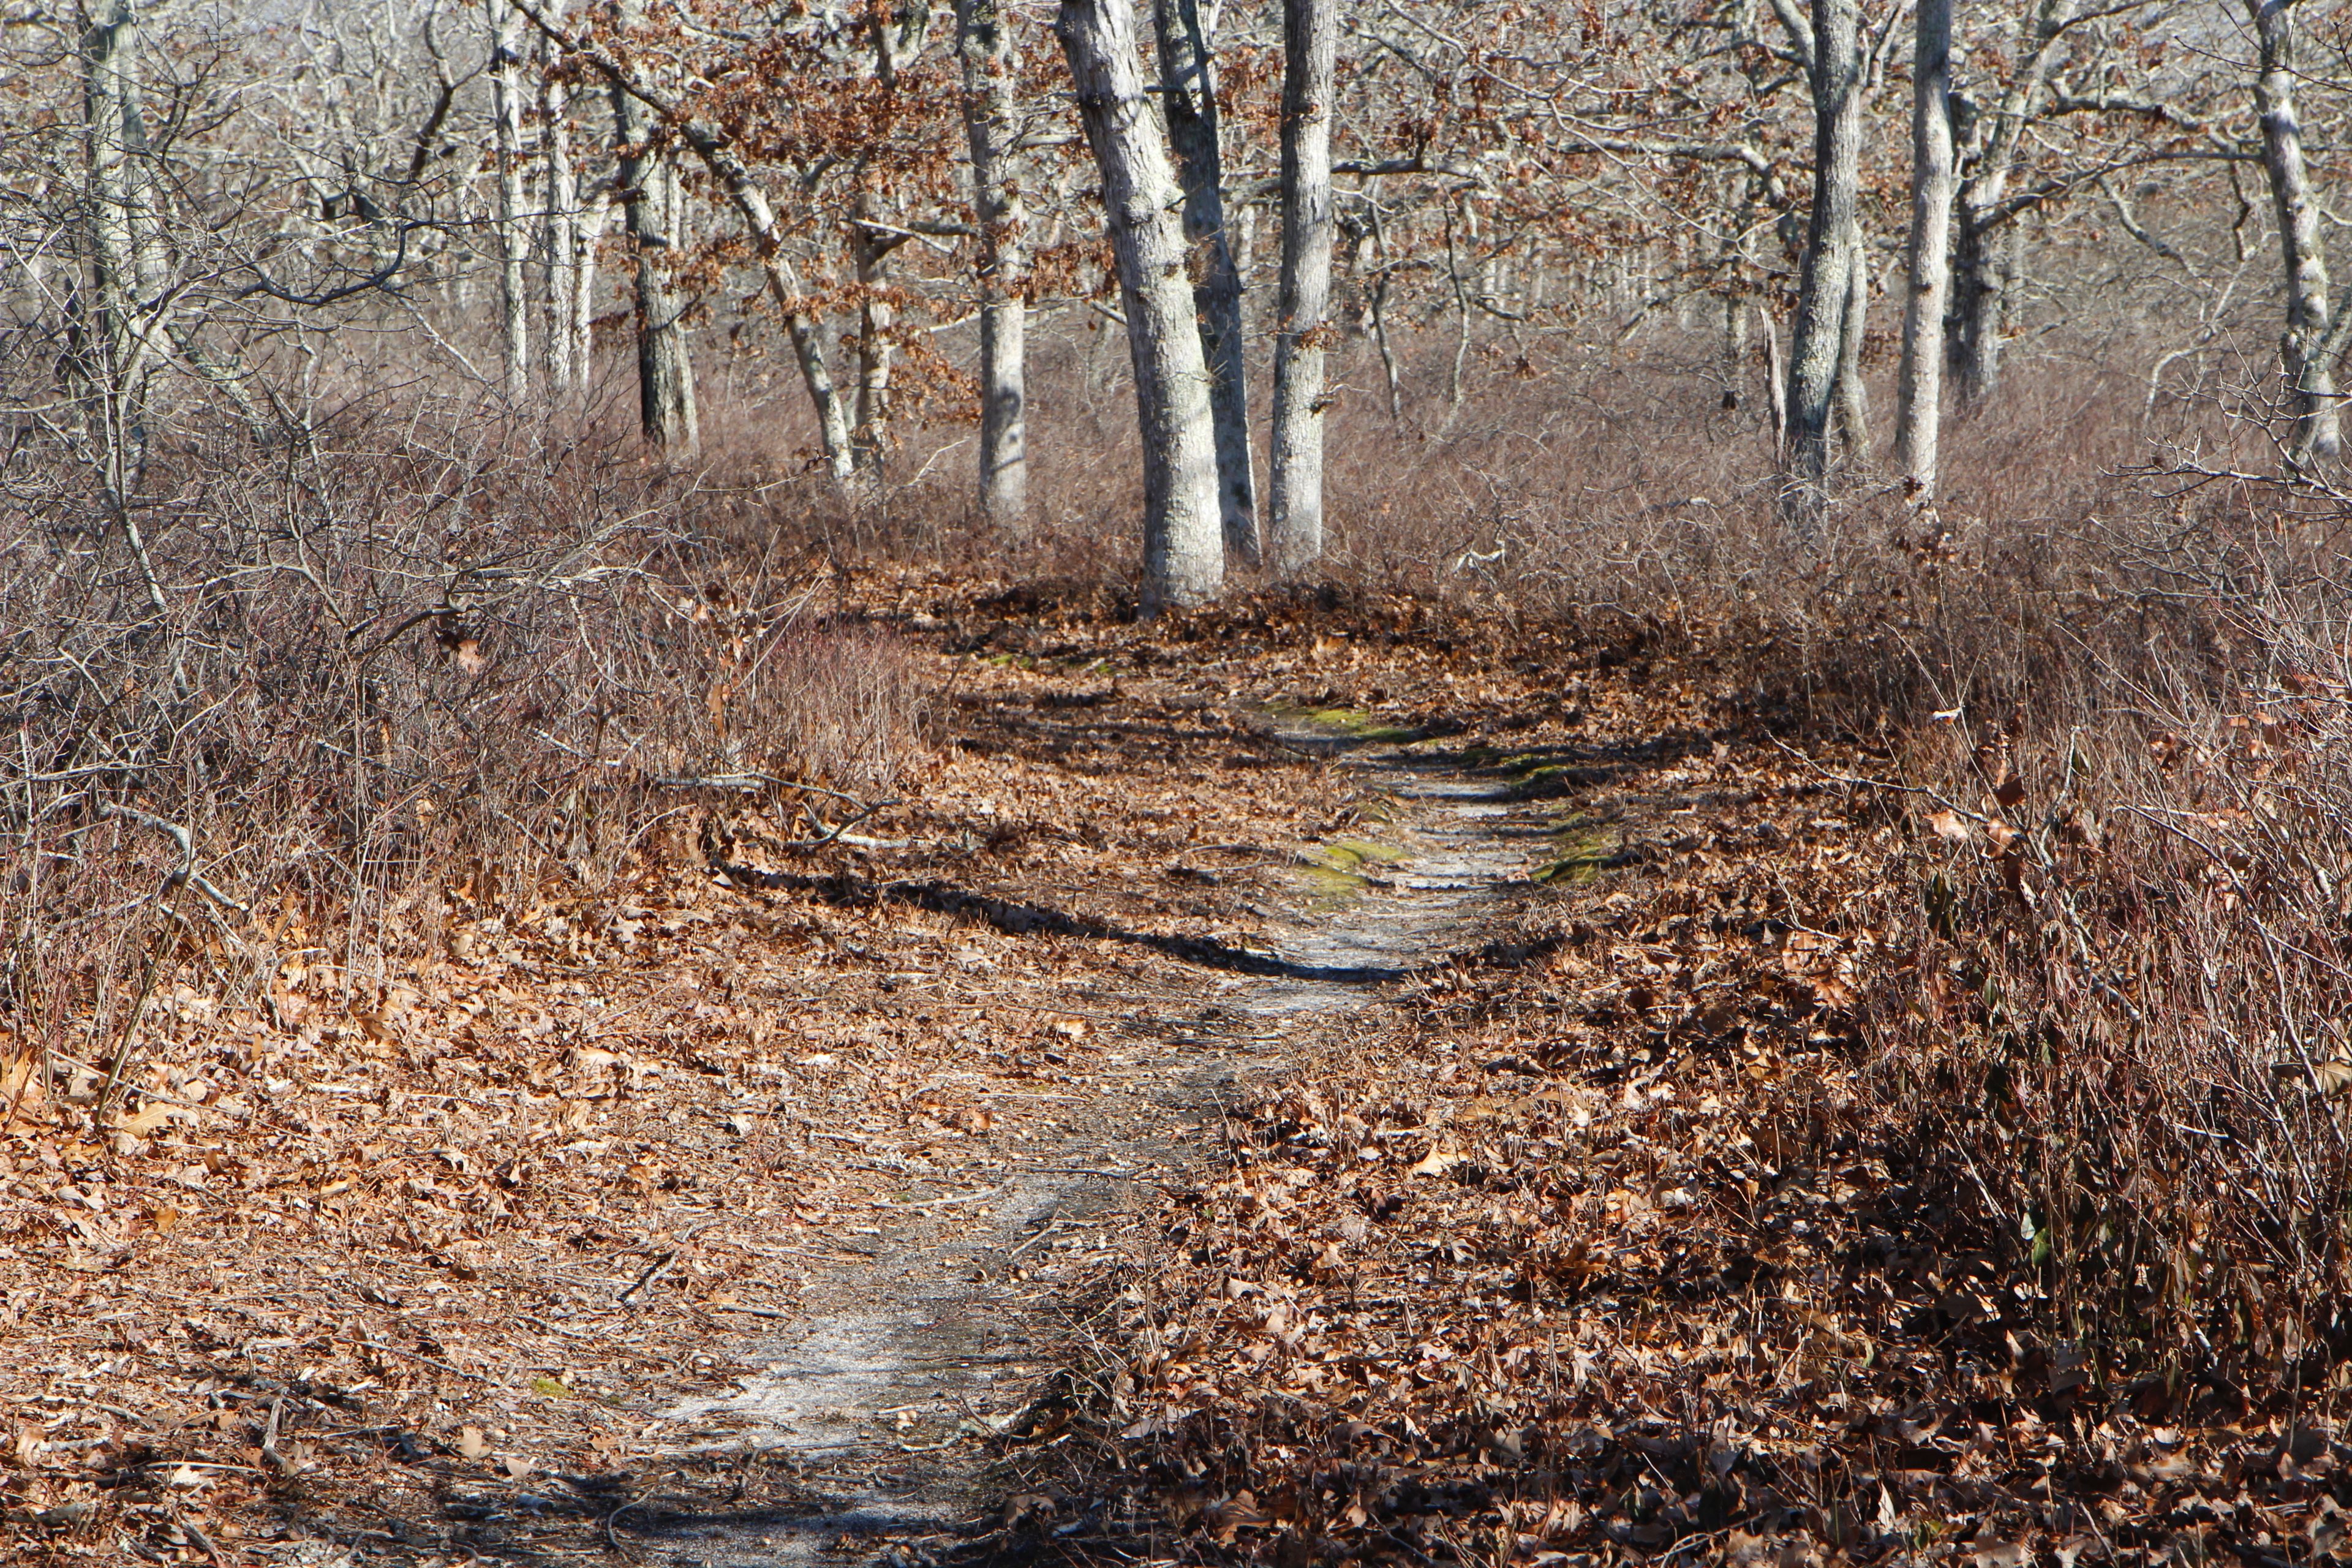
[514,0,856,479]
[540,0,580,394]
[956,0,1029,527]
[1055,0,1223,610]
[2245,0,2339,464]
[1781,0,1864,521]
[1894,0,1956,496]
[609,0,696,452]
[1268,0,1336,575]
[1154,0,1257,564]
[489,0,533,399]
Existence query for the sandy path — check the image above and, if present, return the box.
[635,741,1544,1567]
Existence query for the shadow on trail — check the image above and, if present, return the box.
[701,820,1558,985]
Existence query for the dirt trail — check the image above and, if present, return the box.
[638,737,1545,1567]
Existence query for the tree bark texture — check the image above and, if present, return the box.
[1056,0,1224,611]
[956,0,1030,527]
[1268,0,1337,575]
[1894,0,1954,495]
[1834,230,1870,456]
[609,0,697,451]
[1154,0,1257,564]
[489,1,533,399]
[2248,0,2340,464]
[78,0,144,410]
[1781,0,1862,523]
[569,187,611,390]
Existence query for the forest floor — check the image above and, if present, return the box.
[3,579,2329,1568]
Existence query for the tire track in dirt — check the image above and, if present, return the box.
[631,733,1549,1567]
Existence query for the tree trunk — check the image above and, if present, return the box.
[489,1,533,399]
[1055,0,1224,611]
[852,215,900,474]
[1153,0,1257,564]
[1781,0,1862,523]
[1720,290,1748,410]
[1834,231,1871,457]
[540,0,579,394]
[77,0,170,535]
[78,0,145,435]
[956,0,1030,528]
[2248,0,2340,464]
[1268,0,1337,575]
[1893,0,1954,496]
[570,187,611,389]
[609,1,696,452]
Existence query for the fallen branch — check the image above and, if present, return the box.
[94,802,250,911]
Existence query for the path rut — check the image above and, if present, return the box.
[640,742,1543,1568]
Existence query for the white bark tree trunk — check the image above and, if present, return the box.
[1780,0,1862,524]
[1268,0,1337,575]
[1055,0,1224,611]
[1894,0,1955,496]
[490,1,534,400]
[78,0,151,494]
[2248,0,2340,464]
[1155,0,1258,564]
[608,19,696,453]
[956,0,1030,527]
[540,0,578,394]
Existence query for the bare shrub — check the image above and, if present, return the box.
[0,397,926,1095]
[1844,518,2352,1398]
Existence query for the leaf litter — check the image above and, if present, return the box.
[6,575,2334,1568]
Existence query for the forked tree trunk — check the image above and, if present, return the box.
[489,1,533,399]
[956,0,1030,527]
[1781,0,1863,523]
[1894,0,1955,496]
[1949,0,2069,410]
[1154,0,1257,564]
[2248,0,2340,465]
[1056,0,1223,611]
[609,0,696,451]
[1268,0,1337,575]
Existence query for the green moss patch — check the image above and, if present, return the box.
[1533,814,1623,886]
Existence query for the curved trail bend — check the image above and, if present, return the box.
[647,737,1547,1568]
